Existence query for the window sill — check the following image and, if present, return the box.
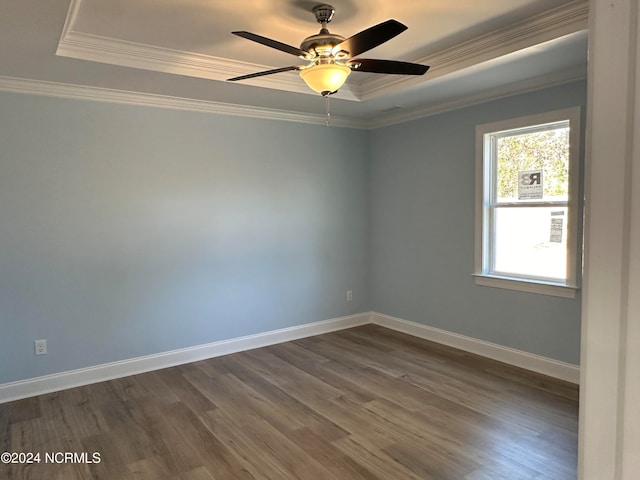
[472,274,578,298]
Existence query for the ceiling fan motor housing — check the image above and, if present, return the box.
[299,4,347,60]
[312,4,335,25]
[300,31,345,58]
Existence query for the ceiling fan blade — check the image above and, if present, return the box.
[333,20,407,57]
[228,66,302,82]
[232,31,309,58]
[351,59,430,75]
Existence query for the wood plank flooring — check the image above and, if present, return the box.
[0,325,579,479]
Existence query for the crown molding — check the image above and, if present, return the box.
[359,0,589,101]
[0,75,363,129]
[0,69,586,131]
[56,31,366,101]
[365,65,587,129]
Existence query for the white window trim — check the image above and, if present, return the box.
[474,107,581,298]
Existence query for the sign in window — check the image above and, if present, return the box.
[474,107,580,296]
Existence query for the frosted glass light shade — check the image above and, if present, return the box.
[299,64,351,94]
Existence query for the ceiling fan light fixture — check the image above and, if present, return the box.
[299,63,351,94]
[229,7,429,96]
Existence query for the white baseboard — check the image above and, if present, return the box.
[0,313,371,404]
[1,310,579,404]
[371,312,580,384]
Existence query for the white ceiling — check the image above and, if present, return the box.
[0,0,588,128]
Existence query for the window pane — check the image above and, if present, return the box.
[495,126,570,203]
[493,206,568,280]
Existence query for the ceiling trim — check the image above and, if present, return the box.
[0,68,586,131]
[366,66,587,129]
[0,75,362,129]
[56,0,587,101]
[56,31,358,103]
[359,0,588,101]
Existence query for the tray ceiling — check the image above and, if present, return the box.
[0,0,588,127]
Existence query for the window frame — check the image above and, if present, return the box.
[474,107,581,298]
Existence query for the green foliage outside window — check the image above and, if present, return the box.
[496,127,569,200]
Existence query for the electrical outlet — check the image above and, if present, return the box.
[346,290,353,301]
[34,339,47,356]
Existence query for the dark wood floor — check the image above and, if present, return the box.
[0,325,579,480]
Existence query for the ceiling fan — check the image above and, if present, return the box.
[227,4,430,96]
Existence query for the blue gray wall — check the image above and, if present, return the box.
[0,93,369,383]
[369,80,586,365]
[0,80,586,385]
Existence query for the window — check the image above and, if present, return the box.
[474,107,581,298]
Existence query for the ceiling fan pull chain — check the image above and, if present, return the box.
[325,94,331,127]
